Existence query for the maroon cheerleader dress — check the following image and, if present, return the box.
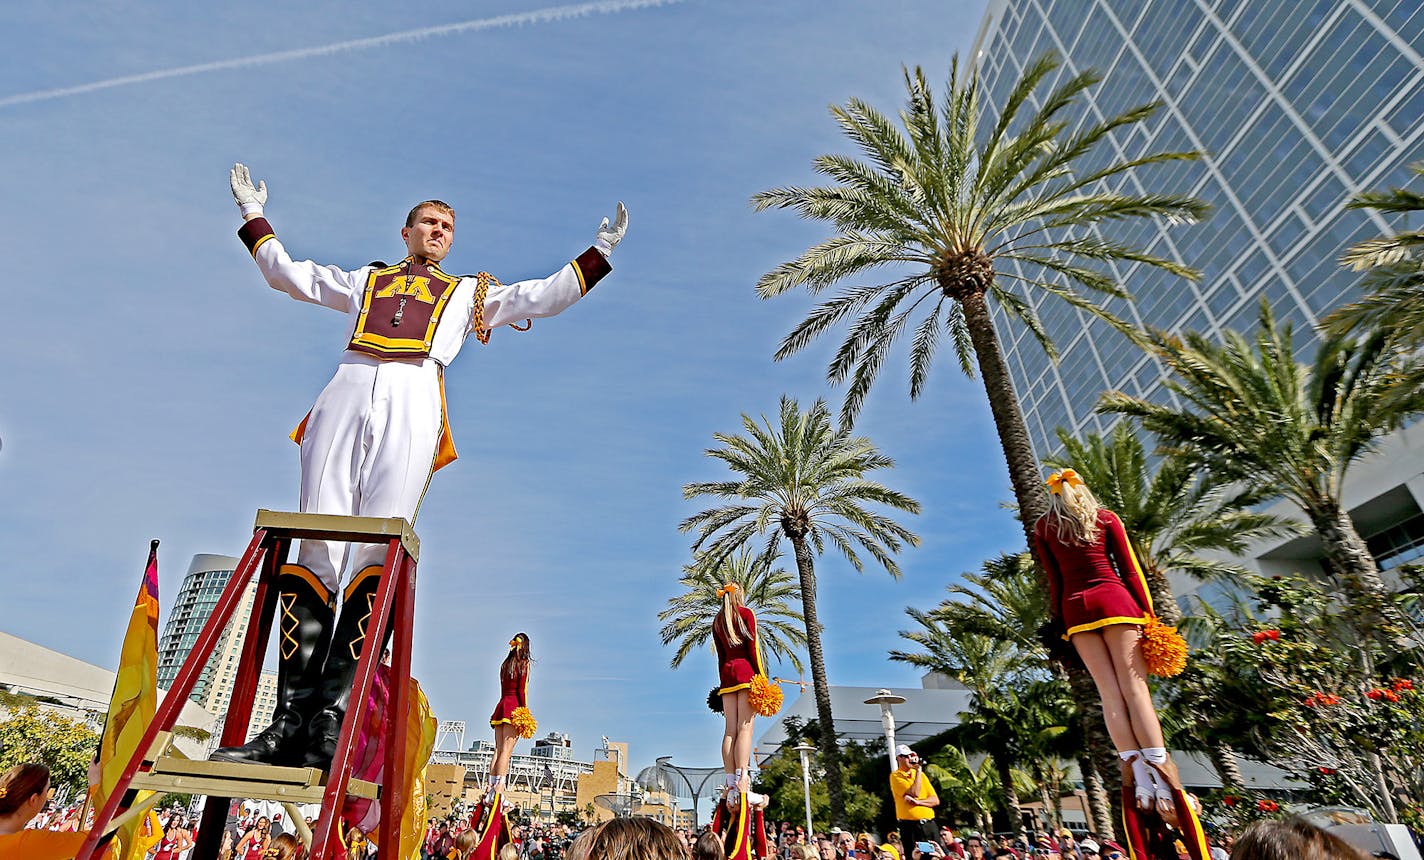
[713,605,764,695]
[1034,508,1154,636]
[489,664,528,727]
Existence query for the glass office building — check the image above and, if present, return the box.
[972,0,1424,587]
[155,553,240,705]
[974,0,1424,458]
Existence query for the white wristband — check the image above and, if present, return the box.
[239,202,264,217]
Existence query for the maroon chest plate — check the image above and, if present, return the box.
[348,259,460,358]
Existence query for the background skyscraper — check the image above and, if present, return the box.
[156,553,277,737]
[974,0,1423,456]
[973,0,1424,590]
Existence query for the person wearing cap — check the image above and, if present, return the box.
[890,744,941,855]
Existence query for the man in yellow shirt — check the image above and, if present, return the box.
[889,745,941,855]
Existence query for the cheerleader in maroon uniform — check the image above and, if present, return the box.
[486,633,534,799]
[712,583,766,806]
[1033,469,1179,815]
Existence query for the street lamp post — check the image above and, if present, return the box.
[864,689,906,768]
[792,741,816,838]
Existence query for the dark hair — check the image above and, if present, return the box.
[502,633,532,680]
[0,763,49,817]
[587,817,688,860]
[270,832,304,860]
[693,829,725,860]
[1232,817,1369,860]
[406,200,456,228]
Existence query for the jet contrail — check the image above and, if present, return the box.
[0,0,686,109]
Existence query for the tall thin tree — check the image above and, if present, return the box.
[682,396,921,825]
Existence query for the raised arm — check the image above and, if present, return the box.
[230,163,364,312]
[1102,510,1155,616]
[473,203,627,334]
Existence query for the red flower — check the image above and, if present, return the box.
[1222,796,1238,807]
[1302,695,1318,708]
[1318,693,1341,706]
[1367,688,1386,700]
[1251,629,1281,644]
[1268,629,1281,640]
[1257,800,1279,812]
[1385,690,1401,702]
[1392,678,1413,692]
[1317,767,1336,775]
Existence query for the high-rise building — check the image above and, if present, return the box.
[972,0,1424,590]
[974,0,1423,456]
[156,554,277,736]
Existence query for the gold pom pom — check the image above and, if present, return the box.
[511,706,538,739]
[748,674,783,717]
[1141,617,1188,677]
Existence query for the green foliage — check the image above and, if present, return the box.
[1161,573,1424,821]
[752,53,1206,426]
[659,549,807,673]
[891,552,1077,827]
[1323,162,1424,347]
[1099,302,1424,633]
[0,701,100,796]
[681,396,921,575]
[755,718,889,833]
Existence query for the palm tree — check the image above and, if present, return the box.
[681,396,921,825]
[891,612,1044,831]
[751,53,1206,552]
[1321,162,1424,346]
[903,553,1112,835]
[658,549,808,673]
[1099,303,1424,635]
[924,747,1000,835]
[1046,422,1303,625]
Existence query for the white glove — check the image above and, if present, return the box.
[230,162,268,217]
[594,201,628,257]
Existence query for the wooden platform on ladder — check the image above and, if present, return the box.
[76,509,421,860]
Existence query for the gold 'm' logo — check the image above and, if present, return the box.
[374,275,435,304]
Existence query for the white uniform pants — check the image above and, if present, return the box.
[295,353,442,590]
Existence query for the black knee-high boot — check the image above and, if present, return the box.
[211,565,333,765]
[301,565,390,769]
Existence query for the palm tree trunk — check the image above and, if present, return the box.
[1069,670,1117,840]
[1143,562,1180,625]
[1207,743,1244,791]
[955,287,1050,546]
[995,753,1023,834]
[788,530,847,825]
[1307,501,1401,631]
[1078,754,1113,839]
[1037,774,1057,830]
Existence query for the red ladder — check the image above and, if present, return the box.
[77,509,420,860]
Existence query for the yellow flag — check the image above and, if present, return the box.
[400,679,439,860]
[95,542,161,853]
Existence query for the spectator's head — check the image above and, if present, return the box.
[789,845,818,860]
[693,828,725,860]
[451,830,478,860]
[0,763,52,829]
[877,845,901,860]
[1098,841,1126,860]
[269,833,303,860]
[894,745,918,770]
[498,844,520,860]
[820,837,838,860]
[585,817,686,860]
[1232,817,1369,860]
[964,836,985,857]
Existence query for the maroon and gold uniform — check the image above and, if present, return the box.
[713,606,764,695]
[1034,509,1154,636]
[489,664,529,728]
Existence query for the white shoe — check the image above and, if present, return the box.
[725,786,740,807]
[746,791,767,808]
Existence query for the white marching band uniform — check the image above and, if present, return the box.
[239,217,611,591]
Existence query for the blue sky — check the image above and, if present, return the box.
[0,0,1018,781]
